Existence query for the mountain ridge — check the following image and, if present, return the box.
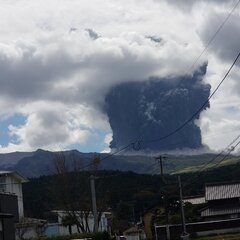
[0,149,238,178]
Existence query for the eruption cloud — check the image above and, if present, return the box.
[105,64,210,151]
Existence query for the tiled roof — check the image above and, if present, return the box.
[201,206,240,217]
[205,182,240,201]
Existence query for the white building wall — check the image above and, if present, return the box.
[53,211,109,236]
[5,176,24,218]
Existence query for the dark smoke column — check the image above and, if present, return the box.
[105,64,210,151]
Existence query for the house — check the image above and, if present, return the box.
[0,192,19,240]
[0,171,28,219]
[16,217,47,239]
[155,181,240,239]
[45,210,112,237]
[201,181,240,221]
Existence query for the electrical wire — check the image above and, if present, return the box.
[142,51,240,145]
[149,133,240,197]
[188,0,240,72]
[52,1,240,173]
[73,143,133,171]
[91,1,240,197]
[135,0,240,147]
[157,0,240,109]
[168,133,240,175]
[181,135,240,189]
[181,144,240,194]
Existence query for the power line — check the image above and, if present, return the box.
[181,134,240,189]
[90,0,240,183]
[53,1,240,172]
[71,143,133,171]
[158,0,240,109]
[157,136,240,197]
[132,127,240,153]
[193,134,240,172]
[188,0,240,72]
[91,127,240,176]
[182,142,240,192]
[142,50,240,145]
[142,0,240,120]
[168,133,240,176]
[150,133,240,197]
[97,132,240,190]
[136,0,240,147]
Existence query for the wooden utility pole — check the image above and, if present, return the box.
[90,175,98,232]
[178,176,189,240]
[155,155,167,180]
[156,155,170,240]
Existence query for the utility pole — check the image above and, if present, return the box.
[155,155,166,180]
[156,155,170,240]
[163,194,170,240]
[90,175,98,232]
[178,176,189,240]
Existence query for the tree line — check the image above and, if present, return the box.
[22,159,240,233]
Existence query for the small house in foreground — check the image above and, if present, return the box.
[0,171,28,219]
[45,210,112,237]
[201,181,240,221]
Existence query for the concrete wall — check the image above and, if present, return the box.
[155,218,240,240]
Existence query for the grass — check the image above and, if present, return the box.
[171,156,240,174]
[193,232,240,240]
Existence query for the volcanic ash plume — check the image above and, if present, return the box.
[105,64,210,151]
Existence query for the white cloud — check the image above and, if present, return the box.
[100,133,112,153]
[198,8,240,63]
[199,55,240,152]
[161,0,236,11]
[0,103,90,152]
[0,0,239,153]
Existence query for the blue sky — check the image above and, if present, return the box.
[0,114,26,147]
[2,117,111,153]
[0,113,110,153]
[0,0,240,153]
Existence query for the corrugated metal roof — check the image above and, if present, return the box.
[183,196,206,205]
[201,206,240,217]
[205,182,240,201]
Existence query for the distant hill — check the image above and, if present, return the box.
[0,149,239,177]
[0,151,34,168]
